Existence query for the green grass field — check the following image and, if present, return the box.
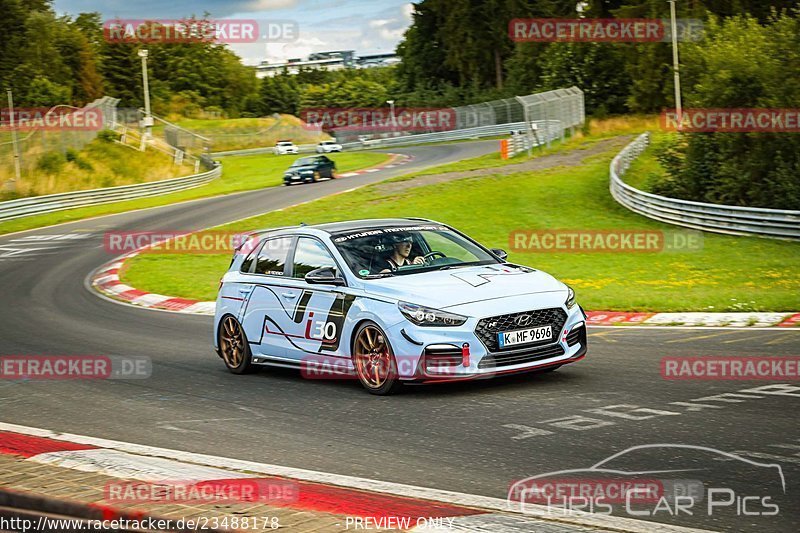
[172,115,328,152]
[0,151,390,236]
[121,134,800,312]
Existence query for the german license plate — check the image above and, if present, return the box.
[497,325,552,348]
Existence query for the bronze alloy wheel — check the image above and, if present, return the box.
[219,316,252,374]
[313,170,321,182]
[353,322,402,395]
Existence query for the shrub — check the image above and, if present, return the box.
[97,130,120,143]
[65,149,93,171]
[36,152,66,174]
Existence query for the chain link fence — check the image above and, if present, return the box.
[0,97,119,191]
[332,87,584,146]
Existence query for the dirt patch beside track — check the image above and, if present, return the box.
[376,135,633,194]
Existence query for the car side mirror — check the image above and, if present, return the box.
[305,266,346,286]
[490,248,508,261]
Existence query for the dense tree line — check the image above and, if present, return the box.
[0,0,404,118]
[396,0,799,113]
[653,13,800,209]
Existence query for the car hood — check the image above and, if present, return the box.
[362,264,566,310]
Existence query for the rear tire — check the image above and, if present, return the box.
[218,316,253,374]
[352,321,402,395]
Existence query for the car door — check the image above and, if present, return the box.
[239,236,295,360]
[317,156,334,178]
[280,237,353,362]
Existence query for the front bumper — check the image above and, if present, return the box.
[385,304,587,382]
[284,172,312,183]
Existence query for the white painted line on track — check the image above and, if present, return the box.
[32,448,250,482]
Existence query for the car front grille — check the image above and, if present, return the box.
[475,307,568,352]
[478,343,565,369]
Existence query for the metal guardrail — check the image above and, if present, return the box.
[610,133,800,239]
[0,165,221,222]
[211,121,566,158]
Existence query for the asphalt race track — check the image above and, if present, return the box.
[0,140,798,532]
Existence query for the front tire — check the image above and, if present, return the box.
[218,316,253,374]
[352,322,402,395]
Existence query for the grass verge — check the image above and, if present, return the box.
[0,151,391,236]
[0,137,192,200]
[122,127,799,312]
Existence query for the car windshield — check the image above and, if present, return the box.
[290,157,316,167]
[331,224,500,278]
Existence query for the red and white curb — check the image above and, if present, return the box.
[337,153,415,178]
[92,256,216,315]
[0,423,712,533]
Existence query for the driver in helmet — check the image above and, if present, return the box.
[380,233,425,272]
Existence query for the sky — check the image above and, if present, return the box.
[52,0,415,65]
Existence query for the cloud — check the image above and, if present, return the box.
[53,0,301,18]
[53,0,414,65]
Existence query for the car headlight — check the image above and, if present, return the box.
[398,301,467,327]
[565,285,576,309]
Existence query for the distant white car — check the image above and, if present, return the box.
[316,140,343,153]
[274,141,298,155]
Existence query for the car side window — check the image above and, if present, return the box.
[254,237,292,276]
[293,238,338,279]
[240,243,261,273]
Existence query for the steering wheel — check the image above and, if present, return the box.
[422,251,446,263]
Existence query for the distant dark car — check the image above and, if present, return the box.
[283,156,337,185]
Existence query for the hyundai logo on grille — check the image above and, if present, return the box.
[515,314,533,327]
